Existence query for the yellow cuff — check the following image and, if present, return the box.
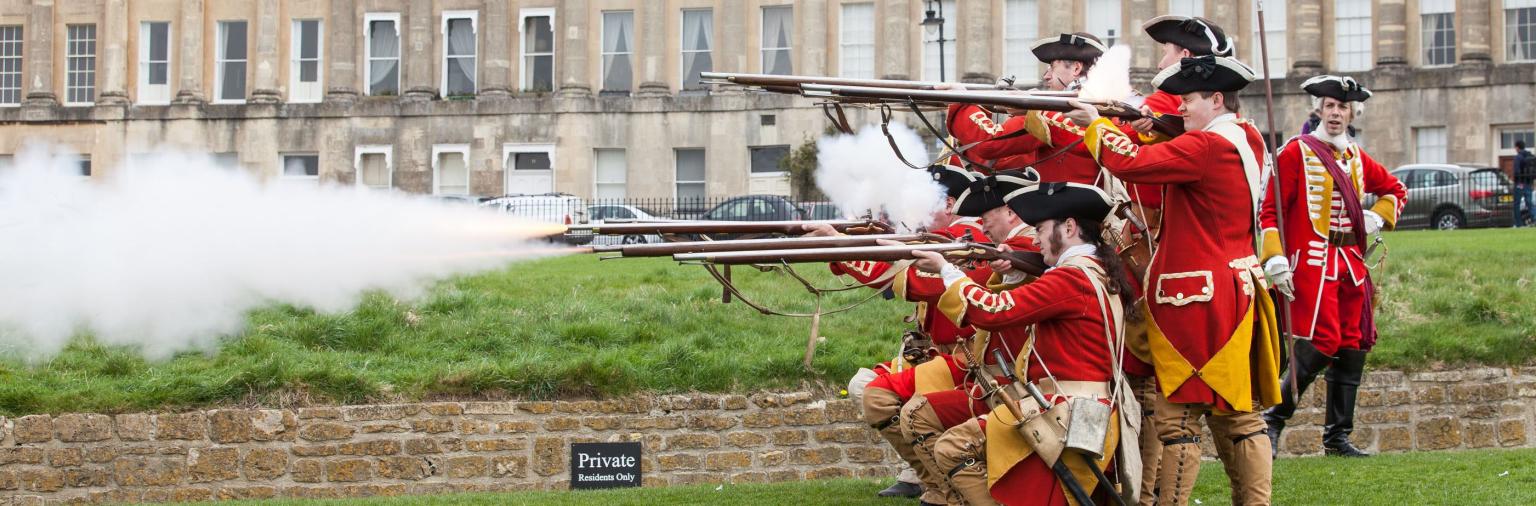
[1260,228,1284,261]
[1023,111,1051,145]
[1083,117,1117,163]
[1370,197,1400,231]
[937,278,975,327]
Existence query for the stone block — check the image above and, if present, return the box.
[376,456,433,480]
[1466,422,1497,448]
[492,455,528,477]
[300,421,356,442]
[113,457,187,486]
[726,432,768,448]
[1413,385,1445,404]
[61,466,111,488]
[459,419,494,435]
[404,438,443,455]
[47,448,82,467]
[155,412,207,440]
[731,471,768,483]
[1358,408,1411,424]
[1417,417,1463,450]
[772,430,809,446]
[252,410,297,441]
[326,458,373,482]
[533,437,564,476]
[723,395,749,410]
[208,409,257,443]
[686,413,737,431]
[705,451,753,471]
[783,407,828,426]
[291,459,324,483]
[292,444,339,457]
[338,440,402,456]
[805,466,854,479]
[1384,389,1411,406]
[244,448,288,480]
[791,447,843,465]
[188,447,241,483]
[518,401,555,414]
[624,416,683,431]
[1282,427,1323,456]
[846,446,887,463]
[657,453,700,471]
[667,433,721,450]
[814,427,870,444]
[742,412,782,428]
[465,437,527,452]
[216,485,278,500]
[424,402,464,416]
[343,404,418,421]
[672,472,724,486]
[0,448,45,465]
[1500,419,1528,447]
[445,455,490,478]
[497,420,539,433]
[1377,426,1413,451]
[115,413,156,441]
[17,468,64,492]
[555,400,600,414]
[825,400,862,423]
[583,416,625,431]
[460,401,516,415]
[298,407,342,420]
[766,469,800,482]
[361,421,411,434]
[412,419,455,434]
[543,417,580,431]
[84,446,118,463]
[13,415,53,443]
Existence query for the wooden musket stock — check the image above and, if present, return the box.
[567,219,891,236]
[593,233,937,256]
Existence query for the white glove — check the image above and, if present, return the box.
[1362,210,1385,235]
[1264,256,1295,300]
[846,368,879,401]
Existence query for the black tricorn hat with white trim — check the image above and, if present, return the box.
[1003,182,1114,227]
[1031,33,1106,64]
[1141,15,1234,57]
[953,171,1039,217]
[927,164,977,199]
[1152,55,1256,94]
[1301,75,1372,103]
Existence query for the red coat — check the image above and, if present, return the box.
[1082,115,1282,411]
[1260,138,1406,352]
[946,104,1040,173]
[950,107,1105,184]
[830,218,991,345]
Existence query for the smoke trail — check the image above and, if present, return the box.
[813,123,946,231]
[1079,45,1136,103]
[0,145,562,360]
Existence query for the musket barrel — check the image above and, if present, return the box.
[567,219,882,235]
[803,84,1183,137]
[674,243,978,264]
[700,71,1007,91]
[609,233,930,257]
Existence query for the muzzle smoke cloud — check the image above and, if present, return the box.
[0,145,560,360]
[1079,45,1135,103]
[813,123,946,230]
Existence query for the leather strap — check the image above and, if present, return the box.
[1231,429,1269,444]
[947,457,979,479]
[1161,435,1201,446]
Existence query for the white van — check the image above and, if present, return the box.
[480,193,593,245]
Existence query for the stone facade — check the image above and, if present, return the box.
[0,367,1534,504]
[0,0,1531,199]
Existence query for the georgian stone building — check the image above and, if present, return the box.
[0,0,1531,199]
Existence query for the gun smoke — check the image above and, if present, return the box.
[0,145,560,361]
[1079,45,1137,104]
[813,123,946,231]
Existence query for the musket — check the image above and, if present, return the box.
[701,71,1027,92]
[674,243,1049,277]
[802,84,1185,138]
[592,233,939,257]
[567,219,892,236]
[1258,0,1299,406]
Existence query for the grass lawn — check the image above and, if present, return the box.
[182,448,1536,505]
[2,228,1533,416]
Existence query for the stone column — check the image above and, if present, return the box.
[878,0,911,80]
[1204,1,1239,45]
[1374,0,1408,66]
[402,0,436,100]
[635,0,668,96]
[801,0,828,76]
[249,0,281,103]
[1458,0,1492,63]
[1126,0,1157,81]
[479,0,512,96]
[326,0,358,102]
[557,0,590,96]
[97,0,128,105]
[23,0,55,106]
[1290,0,1325,73]
[174,0,205,104]
[958,0,992,83]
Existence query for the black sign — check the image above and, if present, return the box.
[569,442,642,490]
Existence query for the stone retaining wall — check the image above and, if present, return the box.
[2,367,1533,504]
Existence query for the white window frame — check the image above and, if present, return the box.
[1333,0,1373,72]
[1507,1,1536,62]
[503,143,556,195]
[593,148,628,199]
[1251,0,1287,78]
[0,25,19,107]
[354,145,393,190]
[1494,125,1536,165]
[65,24,96,106]
[290,19,323,103]
[278,152,320,181]
[760,5,793,75]
[748,145,790,177]
[838,3,874,79]
[680,8,714,88]
[137,21,171,105]
[600,10,635,92]
[1083,0,1120,47]
[214,20,247,104]
[364,12,401,96]
[1002,0,1039,86]
[1414,127,1449,164]
[517,8,555,92]
[432,144,472,196]
[674,148,707,200]
[440,10,478,97]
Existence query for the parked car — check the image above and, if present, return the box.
[802,202,845,221]
[696,195,808,240]
[587,204,667,245]
[480,192,593,245]
[1390,164,1514,230]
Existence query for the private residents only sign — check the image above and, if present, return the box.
[570,442,642,489]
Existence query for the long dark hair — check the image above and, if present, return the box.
[1075,219,1142,322]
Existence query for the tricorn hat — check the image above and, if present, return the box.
[1141,16,1235,57]
[1003,182,1114,227]
[1152,55,1256,95]
[927,164,977,200]
[1301,75,1372,103]
[1031,33,1106,65]
[953,171,1039,217]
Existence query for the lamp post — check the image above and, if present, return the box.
[920,1,950,82]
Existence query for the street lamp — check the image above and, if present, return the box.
[920,1,949,82]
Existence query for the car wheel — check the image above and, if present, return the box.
[621,234,645,245]
[1432,208,1464,230]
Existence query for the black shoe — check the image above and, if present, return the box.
[1324,440,1372,457]
[1324,348,1371,457]
[1262,340,1333,459]
[876,480,923,498]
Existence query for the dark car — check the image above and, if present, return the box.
[1390,164,1514,230]
[802,202,845,221]
[695,195,808,240]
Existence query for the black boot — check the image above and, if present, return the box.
[1262,340,1332,458]
[1324,348,1372,457]
[876,480,922,498]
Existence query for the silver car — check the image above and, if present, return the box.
[1390,164,1515,230]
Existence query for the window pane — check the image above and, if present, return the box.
[602,12,634,90]
[922,0,957,81]
[532,55,553,91]
[223,22,247,60]
[527,16,553,53]
[1251,0,1287,77]
[300,20,319,58]
[761,6,792,75]
[676,149,706,181]
[596,149,627,183]
[150,62,168,85]
[1084,0,1119,47]
[749,146,789,173]
[360,153,389,188]
[149,23,168,60]
[1334,0,1371,71]
[840,3,873,79]
[283,155,318,177]
[447,18,474,56]
[603,54,632,91]
[1003,0,1038,84]
[447,56,475,95]
[678,183,706,200]
[438,152,468,194]
[221,61,246,99]
[514,152,551,171]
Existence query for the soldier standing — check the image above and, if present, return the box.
[1259,76,1406,458]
